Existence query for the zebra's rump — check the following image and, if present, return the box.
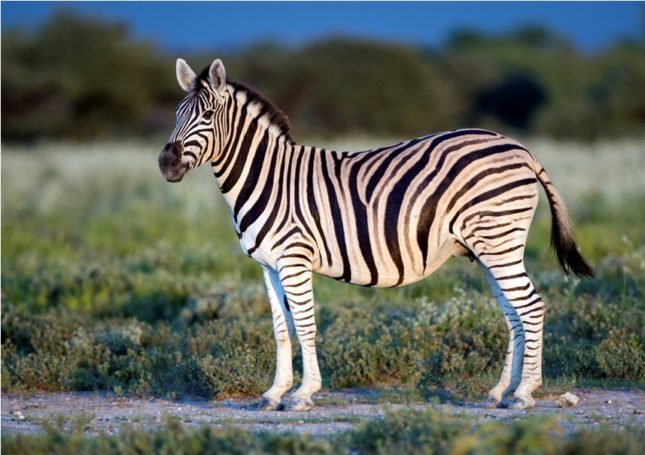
[308,129,540,288]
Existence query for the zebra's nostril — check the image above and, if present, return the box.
[159,142,183,169]
[169,141,183,157]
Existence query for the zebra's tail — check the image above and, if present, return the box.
[533,158,594,277]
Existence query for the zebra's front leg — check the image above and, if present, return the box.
[480,263,524,408]
[258,268,295,411]
[277,255,321,412]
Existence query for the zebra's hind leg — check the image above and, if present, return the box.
[478,262,523,408]
[479,258,544,409]
[505,266,545,410]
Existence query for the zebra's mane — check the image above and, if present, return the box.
[195,66,292,142]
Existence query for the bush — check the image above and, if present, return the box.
[2,144,645,398]
[4,410,644,455]
[596,329,645,381]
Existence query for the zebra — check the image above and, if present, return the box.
[158,58,593,412]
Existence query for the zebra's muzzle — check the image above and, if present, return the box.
[158,141,188,182]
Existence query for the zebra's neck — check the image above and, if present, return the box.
[210,95,306,223]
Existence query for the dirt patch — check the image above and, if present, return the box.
[3,389,644,436]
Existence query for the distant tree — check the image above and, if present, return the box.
[272,38,463,137]
[592,42,645,136]
[475,73,546,130]
[442,26,645,139]
[2,12,175,141]
[1,13,643,143]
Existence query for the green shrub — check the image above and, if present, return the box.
[563,424,645,455]
[596,329,645,381]
[2,145,645,398]
[415,292,505,401]
[8,410,642,455]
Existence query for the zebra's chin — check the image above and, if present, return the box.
[159,164,189,183]
[166,176,183,183]
[163,171,186,183]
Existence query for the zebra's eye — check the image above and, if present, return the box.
[202,110,214,120]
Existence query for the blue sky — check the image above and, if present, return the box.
[2,2,642,53]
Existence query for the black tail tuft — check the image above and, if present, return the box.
[550,209,595,277]
[536,162,594,278]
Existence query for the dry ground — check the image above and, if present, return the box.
[3,389,644,436]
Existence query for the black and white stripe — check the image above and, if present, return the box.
[161,58,593,411]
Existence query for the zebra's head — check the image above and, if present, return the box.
[159,58,229,182]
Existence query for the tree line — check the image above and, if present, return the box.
[2,12,644,142]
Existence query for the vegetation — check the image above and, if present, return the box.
[2,140,644,403]
[2,12,644,142]
[3,409,645,454]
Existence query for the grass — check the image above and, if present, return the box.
[2,409,645,455]
[2,139,645,403]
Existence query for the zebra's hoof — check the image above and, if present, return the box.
[257,397,281,411]
[285,397,314,412]
[496,398,511,409]
[485,396,501,409]
[511,394,535,410]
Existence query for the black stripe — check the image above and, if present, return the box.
[496,194,537,206]
[307,148,333,265]
[215,96,238,165]
[480,227,526,240]
[273,143,296,234]
[348,153,380,286]
[320,154,351,282]
[284,242,315,254]
[220,109,259,192]
[487,258,524,270]
[510,289,539,303]
[214,92,247,172]
[479,243,524,257]
[501,282,531,292]
[464,221,513,239]
[292,147,317,243]
[283,277,311,289]
[281,270,307,281]
[235,131,278,232]
[281,253,312,261]
[495,272,529,281]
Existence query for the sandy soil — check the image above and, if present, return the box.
[2,389,644,436]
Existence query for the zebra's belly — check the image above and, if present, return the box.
[314,244,455,288]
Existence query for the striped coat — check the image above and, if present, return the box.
[159,58,593,412]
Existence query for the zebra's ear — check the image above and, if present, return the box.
[176,58,197,92]
[208,59,227,94]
